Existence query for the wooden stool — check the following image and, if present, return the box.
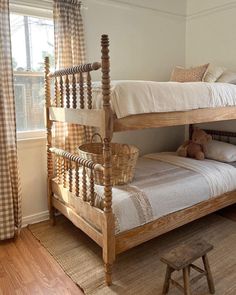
[161,240,215,295]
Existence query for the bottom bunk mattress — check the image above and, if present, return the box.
[53,153,236,234]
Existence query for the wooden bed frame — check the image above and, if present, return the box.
[45,34,236,285]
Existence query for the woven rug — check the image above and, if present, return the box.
[29,214,236,295]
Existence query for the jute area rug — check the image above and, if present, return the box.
[29,214,236,295]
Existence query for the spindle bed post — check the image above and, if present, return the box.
[101,34,115,286]
[45,57,55,225]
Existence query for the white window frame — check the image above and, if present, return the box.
[10,2,53,141]
[17,130,46,141]
[10,0,53,19]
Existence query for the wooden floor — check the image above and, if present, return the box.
[219,204,236,221]
[0,205,235,295]
[0,228,83,295]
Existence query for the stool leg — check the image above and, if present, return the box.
[202,254,215,294]
[183,267,191,295]
[162,265,172,295]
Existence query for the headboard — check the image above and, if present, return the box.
[189,124,236,144]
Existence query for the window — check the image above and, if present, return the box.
[10,13,54,133]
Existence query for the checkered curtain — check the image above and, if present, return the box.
[53,0,92,153]
[0,0,22,240]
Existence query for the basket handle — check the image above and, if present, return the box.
[91,133,103,143]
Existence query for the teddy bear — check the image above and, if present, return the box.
[177,127,212,160]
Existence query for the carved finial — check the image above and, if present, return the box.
[101,35,110,107]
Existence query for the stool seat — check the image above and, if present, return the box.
[161,240,213,271]
[161,239,215,295]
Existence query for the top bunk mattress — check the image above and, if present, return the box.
[91,81,236,118]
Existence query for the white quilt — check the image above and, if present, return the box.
[91,81,236,118]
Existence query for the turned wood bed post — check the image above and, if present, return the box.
[101,34,115,286]
[44,57,55,225]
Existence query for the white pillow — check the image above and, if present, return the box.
[205,140,236,162]
[217,70,236,84]
[204,65,225,83]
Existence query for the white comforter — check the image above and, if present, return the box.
[95,153,236,233]
[92,81,236,118]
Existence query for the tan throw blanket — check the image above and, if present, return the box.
[145,153,236,197]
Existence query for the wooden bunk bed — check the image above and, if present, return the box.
[45,34,236,285]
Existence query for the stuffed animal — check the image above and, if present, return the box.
[177,127,212,160]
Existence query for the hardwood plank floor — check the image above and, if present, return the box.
[0,228,84,295]
[219,204,236,221]
[0,205,235,295]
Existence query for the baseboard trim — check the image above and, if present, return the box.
[22,210,49,227]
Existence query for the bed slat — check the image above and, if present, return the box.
[72,74,77,109]
[75,163,80,197]
[79,72,84,109]
[82,166,87,201]
[59,76,64,107]
[65,75,70,108]
[87,71,92,109]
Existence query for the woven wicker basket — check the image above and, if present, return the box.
[78,133,139,185]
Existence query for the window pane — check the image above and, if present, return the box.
[10,13,54,132]
[14,73,45,131]
[29,17,54,71]
[11,14,27,70]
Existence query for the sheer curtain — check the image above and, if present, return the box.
[53,0,92,153]
[0,0,22,240]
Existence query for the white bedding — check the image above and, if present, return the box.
[91,81,236,118]
[55,153,236,234]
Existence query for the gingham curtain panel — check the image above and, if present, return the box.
[53,0,92,153]
[0,0,22,240]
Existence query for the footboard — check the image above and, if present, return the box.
[49,146,115,284]
[50,147,105,244]
[44,35,116,285]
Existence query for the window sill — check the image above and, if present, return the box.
[17,130,46,142]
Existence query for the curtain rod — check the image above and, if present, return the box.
[9,0,88,11]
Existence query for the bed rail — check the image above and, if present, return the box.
[44,35,112,136]
[50,147,104,172]
[190,125,236,143]
[50,147,103,207]
[48,62,101,78]
[49,63,100,110]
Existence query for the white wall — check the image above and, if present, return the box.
[84,0,186,81]
[186,0,236,131]
[186,0,236,69]
[19,0,187,225]
[18,139,49,226]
